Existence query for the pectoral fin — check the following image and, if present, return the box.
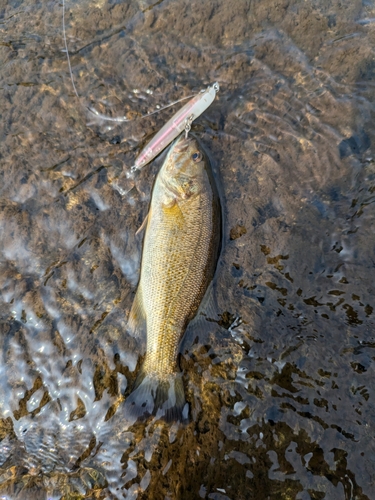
[162,200,185,229]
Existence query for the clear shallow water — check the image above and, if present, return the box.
[1,0,375,498]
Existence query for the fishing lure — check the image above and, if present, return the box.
[131,82,219,171]
[62,0,219,173]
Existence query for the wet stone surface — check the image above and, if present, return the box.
[1,0,375,498]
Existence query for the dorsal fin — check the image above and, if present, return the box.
[135,211,149,236]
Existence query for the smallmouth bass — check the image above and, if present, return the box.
[125,133,221,422]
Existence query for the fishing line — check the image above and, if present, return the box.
[86,94,195,124]
[62,0,80,100]
[62,0,194,123]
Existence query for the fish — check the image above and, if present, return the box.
[125,133,221,422]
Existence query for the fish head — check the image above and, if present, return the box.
[160,134,208,200]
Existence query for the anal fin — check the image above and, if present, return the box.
[180,281,220,351]
[128,290,146,341]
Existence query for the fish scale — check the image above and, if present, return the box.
[144,195,211,374]
[125,133,221,421]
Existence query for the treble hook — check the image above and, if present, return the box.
[133,82,219,171]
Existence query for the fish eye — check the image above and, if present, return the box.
[192,151,202,162]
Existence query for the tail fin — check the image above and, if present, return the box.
[124,366,188,423]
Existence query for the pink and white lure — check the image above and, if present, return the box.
[132,82,219,171]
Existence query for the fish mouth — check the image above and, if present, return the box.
[174,135,195,153]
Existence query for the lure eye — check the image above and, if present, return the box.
[192,151,202,162]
